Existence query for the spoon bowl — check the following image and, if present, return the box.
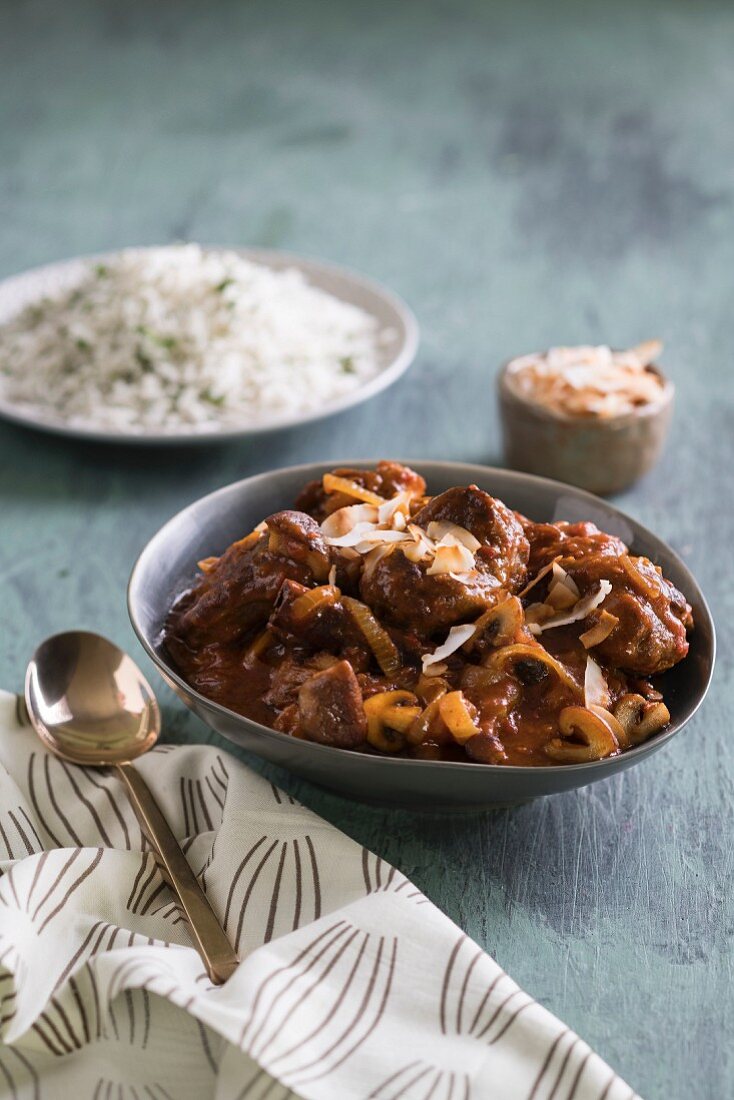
[26,631,160,765]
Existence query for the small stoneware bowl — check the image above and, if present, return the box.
[498,361,674,495]
[128,461,714,811]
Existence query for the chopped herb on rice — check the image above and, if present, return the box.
[0,245,386,434]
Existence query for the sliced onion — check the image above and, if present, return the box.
[406,694,446,745]
[291,584,340,621]
[322,473,385,505]
[197,556,219,574]
[620,554,661,600]
[579,610,619,648]
[438,691,479,744]
[343,596,401,676]
[245,629,272,662]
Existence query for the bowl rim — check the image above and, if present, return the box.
[498,356,675,426]
[128,458,716,777]
[0,245,420,445]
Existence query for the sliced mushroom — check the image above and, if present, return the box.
[484,643,582,697]
[613,694,671,747]
[363,690,421,753]
[464,596,524,652]
[544,705,620,763]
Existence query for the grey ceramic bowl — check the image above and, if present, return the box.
[128,461,715,810]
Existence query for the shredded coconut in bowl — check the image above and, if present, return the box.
[0,245,391,435]
[506,341,666,419]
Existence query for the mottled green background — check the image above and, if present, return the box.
[1,2,732,1097]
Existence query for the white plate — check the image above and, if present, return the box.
[0,247,419,445]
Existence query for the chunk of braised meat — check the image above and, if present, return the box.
[264,511,331,581]
[297,660,368,748]
[359,546,504,637]
[268,578,364,653]
[296,461,427,521]
[168,510,332,649]
[523,520,627,575]
[264,652,339,710]
[358,486,531,638]
[567,552,692,675]
[413,486,529,590]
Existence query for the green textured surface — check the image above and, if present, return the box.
[0,2,732,1097]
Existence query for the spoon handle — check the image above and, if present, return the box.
[116,762,239,985]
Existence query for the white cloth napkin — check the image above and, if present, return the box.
[0,690,638,1100]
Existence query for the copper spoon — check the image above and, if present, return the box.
[25,630,238,985]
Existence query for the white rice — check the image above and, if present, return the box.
[0,245,387,434]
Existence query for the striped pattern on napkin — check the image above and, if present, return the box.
[0,691,638,1100]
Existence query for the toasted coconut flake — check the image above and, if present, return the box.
[546,578,579,610]
[506,342,666,419]
[518,556,562,598]
[630,339,663,367]
[423,661,448,678]
[361,543,395,583]
[403,524,434,563]
[422,623,476,675]
[579,610,619,648]
[320,504,379,539]
[532,580,612,633]
[425,521,481,553]
[377,491,413,525]
[526,598,554,633]
[327,564,337,587]
[325,523,411,549]
[584,655,610,709]
[551,562,580,596]
[426,542,475,576]
[323,521,378,548]
[587,704,626,744]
